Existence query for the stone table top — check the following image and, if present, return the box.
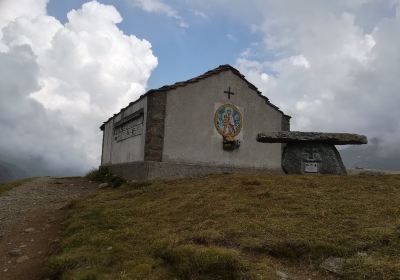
[257,131,368,145]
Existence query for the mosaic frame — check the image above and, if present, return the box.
[214,103,243,138]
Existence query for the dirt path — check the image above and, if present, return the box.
[0,177,98,280]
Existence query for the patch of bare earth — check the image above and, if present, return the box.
[0,177,97,280]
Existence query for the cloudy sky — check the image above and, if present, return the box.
[0,0,399,175]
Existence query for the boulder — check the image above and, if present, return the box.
[98,183,109,189]
[282,143,347,175]
[24,227,35,233]
[16,255,29,264]
[276,270,290,280]
[320,257,345,275]
[8,248,23,257]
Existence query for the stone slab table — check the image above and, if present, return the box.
[257,131,368,175]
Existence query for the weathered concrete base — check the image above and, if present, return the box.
[102,161,283,181]
[282,143,347,175]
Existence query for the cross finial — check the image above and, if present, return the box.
[224,87,235,99]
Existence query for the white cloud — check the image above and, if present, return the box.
[227,0,400,157]
[192,9,208,19]
[129,0,188,27]
[0,1,158,175]
[290,55,310,69]
[226,33,237,41]
[0,0,48,29]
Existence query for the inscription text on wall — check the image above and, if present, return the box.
[113,109,144,142]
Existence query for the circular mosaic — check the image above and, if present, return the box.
[214,104,242,138]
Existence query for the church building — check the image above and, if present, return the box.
[100,65,291,180]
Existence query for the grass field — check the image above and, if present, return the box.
[0,178,32,196]
[44,173,400,279]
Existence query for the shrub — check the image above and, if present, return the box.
[85,167,126,188]
[190,230,226,246]
[85,166,110,182]
[109,175,126,188]
[42,256,78,279]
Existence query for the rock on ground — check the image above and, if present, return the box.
[320,257,345,275]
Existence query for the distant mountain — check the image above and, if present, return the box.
[0,160,28,183]
[340,139,400,171]
[0,153,86,183]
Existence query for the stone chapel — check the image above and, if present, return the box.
[100,65,291,180]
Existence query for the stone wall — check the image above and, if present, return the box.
[282,143,347,175]
[106,161,283,181]
[144,92,167,162]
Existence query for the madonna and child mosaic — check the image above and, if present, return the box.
[214,104,242,151]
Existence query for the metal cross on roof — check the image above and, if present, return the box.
[224,87,235,99]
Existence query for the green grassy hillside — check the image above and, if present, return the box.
[44,174,400,279]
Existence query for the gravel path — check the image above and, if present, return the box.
[0,177,98,280]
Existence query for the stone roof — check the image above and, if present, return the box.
[100,64,290,130]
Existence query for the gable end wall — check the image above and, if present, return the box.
[162,70,284,169]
